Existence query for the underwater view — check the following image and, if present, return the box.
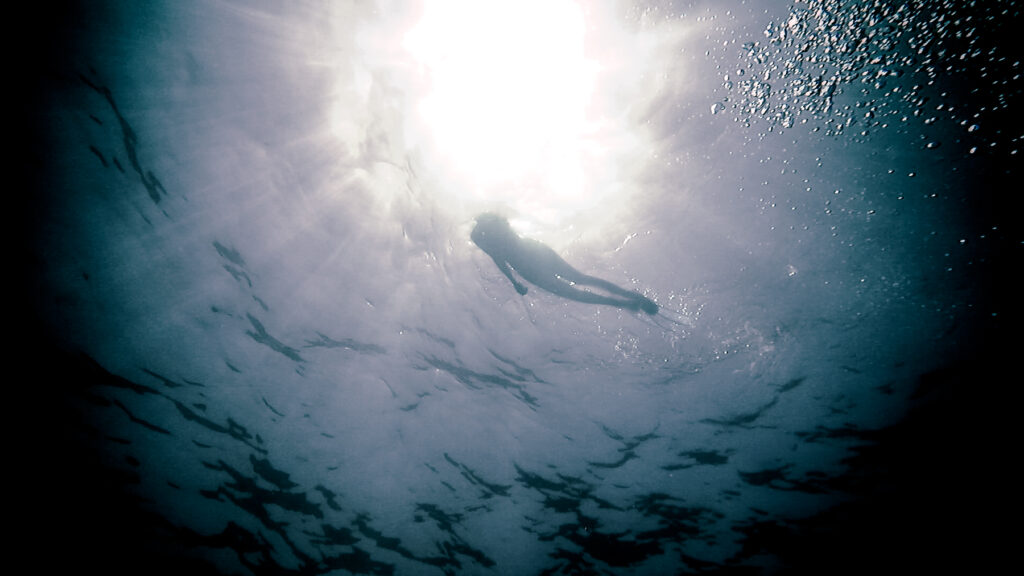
[22,0,1013,574]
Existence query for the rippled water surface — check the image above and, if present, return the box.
[22,1,1015,574]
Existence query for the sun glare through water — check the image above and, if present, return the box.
[404,0,601,228]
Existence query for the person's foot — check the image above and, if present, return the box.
[627,297,658,315]
[638,298,658,315]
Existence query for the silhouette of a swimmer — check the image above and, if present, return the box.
[471,213,658,315]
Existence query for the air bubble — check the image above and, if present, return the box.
[718,0,1015,151]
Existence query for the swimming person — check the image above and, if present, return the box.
[471,213,658,315]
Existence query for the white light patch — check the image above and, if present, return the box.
[404,0,597,224]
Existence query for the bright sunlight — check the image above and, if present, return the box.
[404,0,599,225]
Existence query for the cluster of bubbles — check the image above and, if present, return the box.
[716,0,1021,155]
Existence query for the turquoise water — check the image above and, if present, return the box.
[23,1,1011,574]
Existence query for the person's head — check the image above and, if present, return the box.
[471,213,516,250]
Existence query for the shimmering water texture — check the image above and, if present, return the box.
[24,1,1012,575]
[718,0,1020,156]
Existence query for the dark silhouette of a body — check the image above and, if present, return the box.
[471,213,658,315]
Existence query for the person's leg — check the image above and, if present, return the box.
[573,273,641,299]
[542,260,658,315]
[543,280,651,311]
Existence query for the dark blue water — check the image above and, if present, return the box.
[21,1,1013,574]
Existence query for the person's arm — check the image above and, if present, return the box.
[491,256,528,294]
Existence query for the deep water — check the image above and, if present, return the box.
[19,1,1015,574]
